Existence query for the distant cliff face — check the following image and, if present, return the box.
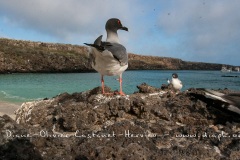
[128,54,223,70]
[0,38,92,73]
[0,38,225,73]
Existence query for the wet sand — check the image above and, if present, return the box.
[0,101,22,119]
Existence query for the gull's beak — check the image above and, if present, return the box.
[120,26,128,31]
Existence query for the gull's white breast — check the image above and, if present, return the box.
[172,78,183,90]
[91,48,128,76]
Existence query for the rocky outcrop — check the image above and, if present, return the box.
[128,54,223,70]
[0,83,240,159]
[0,115,42,159]
[0,38,92,73]
[0,38,233,73]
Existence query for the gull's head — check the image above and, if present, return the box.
[105,18,128,32]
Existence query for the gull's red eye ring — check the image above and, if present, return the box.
[118,20,121,24]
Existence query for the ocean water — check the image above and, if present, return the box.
[0,70,240,103]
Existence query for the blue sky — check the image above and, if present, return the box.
[0,0,240,66]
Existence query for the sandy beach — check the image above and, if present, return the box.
[0,101,22,119]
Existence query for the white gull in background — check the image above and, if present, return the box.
[84,18,128,95]
[168,73,183,91]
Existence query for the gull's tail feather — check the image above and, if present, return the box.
[84,35,104,51]
[200,89,240,115]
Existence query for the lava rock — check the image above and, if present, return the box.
[0,83,239,159]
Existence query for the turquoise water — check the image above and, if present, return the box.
[0,70,240,103]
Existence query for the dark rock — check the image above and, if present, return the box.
[0,83,240,159]
[0,115,42,160]
[222,75,239,77]
[137,83,161,93]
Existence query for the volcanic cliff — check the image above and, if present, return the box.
[0,38,228,73]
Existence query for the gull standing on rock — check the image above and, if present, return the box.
[168,73,183,91]
[84,18,128,95]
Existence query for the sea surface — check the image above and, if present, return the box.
[0,70,240,103]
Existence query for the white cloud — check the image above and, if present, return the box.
[157,0,240,65]
[0,0,142,39]
[0,0,240,65]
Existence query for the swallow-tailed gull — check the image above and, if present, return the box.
[84,18,128,95]
[168,73,183,91]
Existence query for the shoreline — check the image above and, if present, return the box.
[0,69,230,75]
[0,100,22,119]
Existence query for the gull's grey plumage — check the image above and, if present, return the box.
[203,89,240,115]
[84,18,128,95]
